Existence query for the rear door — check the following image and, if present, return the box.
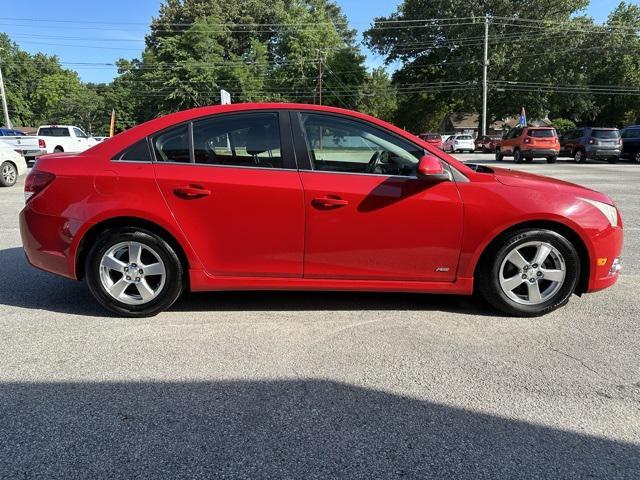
[293,111,463,282]
[153,110,304,278]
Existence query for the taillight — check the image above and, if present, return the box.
[38,138,46,149]
[524,137,531,144]
[24,170,55,203]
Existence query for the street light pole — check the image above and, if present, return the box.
[0,53,11,129]
[481,14,489,137]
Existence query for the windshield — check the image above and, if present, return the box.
[528,129,555,138]
[592,129,620,139]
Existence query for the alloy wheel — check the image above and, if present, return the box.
[99,241,166,305]
[498,241,566,305]
[2,163,16,185]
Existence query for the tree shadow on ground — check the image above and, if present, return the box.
[1,379,637,479]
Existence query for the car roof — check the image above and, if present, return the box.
[86,102,473,174]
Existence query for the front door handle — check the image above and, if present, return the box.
[173,185,211,199]
[312,195,349,208]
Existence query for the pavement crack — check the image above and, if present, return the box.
[548,346,607,379]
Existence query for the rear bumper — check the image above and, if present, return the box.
[585,146,621,159]
[587,224,623,292]
[19,206,80,280]
[521,148,559,157]
[20,148,47,161]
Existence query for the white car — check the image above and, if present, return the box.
[0,140,28,187]
[0,124,97,163]
[443,134,475,153]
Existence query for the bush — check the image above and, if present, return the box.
[550,118,576,134]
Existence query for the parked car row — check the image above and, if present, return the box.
[420,124,640,164]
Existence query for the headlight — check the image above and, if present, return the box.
[580,198,619,227]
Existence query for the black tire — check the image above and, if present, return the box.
[477,229,580,317]
[574,149,585,163]
[0,161,17,187]
[513,148,523,163]
[495,148,504,161]
[634,151,640,164]
[546,156,557,164]
[85,227,185,317]
[53,147,64,153]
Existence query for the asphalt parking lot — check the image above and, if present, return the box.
[1,155,638,479]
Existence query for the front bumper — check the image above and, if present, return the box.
[587,224,623,292]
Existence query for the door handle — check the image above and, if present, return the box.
[312,195,348,208]
[173,185,211,199]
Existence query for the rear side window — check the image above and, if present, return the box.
[38,127,70,137]
[116,139,152,162]
[192,112,283,168]
[528,129,555,137]
[152,124,191,163]
[592,129,620,139]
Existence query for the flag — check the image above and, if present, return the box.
[518,106,527,127]
[109,109,116,137]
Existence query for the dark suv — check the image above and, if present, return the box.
[621,125,640,163]
[559,127,621,163]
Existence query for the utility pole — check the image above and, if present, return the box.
[481,14,489,138]
[316,49,326,105]
[0,51,11,129]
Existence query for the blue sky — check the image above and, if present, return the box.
[0,0,636,83]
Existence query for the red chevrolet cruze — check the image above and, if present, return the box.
[20,104,623,317]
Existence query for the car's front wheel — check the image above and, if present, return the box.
[85,228,185,317]
[478,229,580,317]
[0,161,17,187]
[495,148,504,161]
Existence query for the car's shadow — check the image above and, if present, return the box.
[0,247,494,317]
[1,378,638,478]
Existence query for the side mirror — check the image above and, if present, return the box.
[416,155,450,181]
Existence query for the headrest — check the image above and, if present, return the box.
[246,123,279,155]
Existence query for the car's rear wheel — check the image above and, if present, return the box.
[478,229,580,317]
[513,148,523,163]
[634,151,640,163]
[574,149,585,163]
[0,161,17,187]
[546,156,557,164]
[85,228,185,317]
[53,147,64,153]
[495,148,504,161]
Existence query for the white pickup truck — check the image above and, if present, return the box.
[1,125,98,162]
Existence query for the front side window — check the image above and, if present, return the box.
[152,124,191,163]
[300,113,422,176]
[192,113,282,168]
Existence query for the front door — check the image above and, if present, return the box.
[154,111,304,278]
[293,111,463,282]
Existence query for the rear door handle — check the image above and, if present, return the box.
[173,185,211,199]
[312,195,349,208]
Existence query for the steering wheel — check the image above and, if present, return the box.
[366,151,380,173]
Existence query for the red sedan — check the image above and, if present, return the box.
[417,133,443,150]
[20,104,623,317]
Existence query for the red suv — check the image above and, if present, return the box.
[496,127,560,163]
[418,133,443,150]
[21,104,622,317]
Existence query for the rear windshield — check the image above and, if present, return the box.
[457,135,472,140]
[528,129,555,138]
[38,127,70,137]
[592,129,620,139]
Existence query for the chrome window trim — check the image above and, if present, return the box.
[154,161,299,172]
